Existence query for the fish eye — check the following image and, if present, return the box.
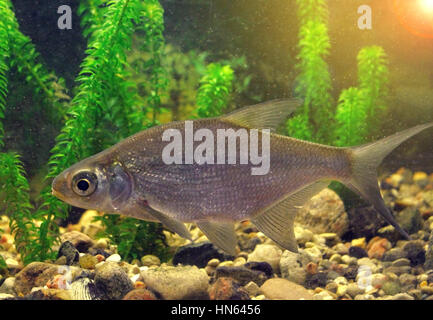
[72,171,97,196]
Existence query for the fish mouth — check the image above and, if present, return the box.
[51,188,65,201]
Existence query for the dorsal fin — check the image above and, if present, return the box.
[251,181,329,252]
[221,98,302,131]
[196,221,237,256]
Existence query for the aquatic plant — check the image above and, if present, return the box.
[94,214,170,261]
[0,153,41,264]
[0,2,8,148]
[78,0,107,40]
[0,0,60,264]
[1,1,67,127]
[333,87,368,147]
[0,254,5,272]
[160,45,208,121]
[196,63,234,118]
[287,0,333,143]
[30,0,171,262]
[333,46,389,147]
[357,46,389,138]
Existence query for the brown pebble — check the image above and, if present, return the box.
[123,288,157,300]
[306,262,318,275]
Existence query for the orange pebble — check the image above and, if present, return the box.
[134,281,146,289]
[95,254,105,262]
[306,262,318,275]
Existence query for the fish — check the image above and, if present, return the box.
[52,99,433,255]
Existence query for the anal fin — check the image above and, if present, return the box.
[196,221,237,256]
[251,181,329,253]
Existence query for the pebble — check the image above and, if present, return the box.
[5,258,19,269]
[79,254,98,269]
[395,207,423,235]
[122,288,157,300]
[260,278,313,300]
[421,286,433,295]
[0,293,14,300]
[389,293,415,300]
[348,246,368,259]
[294,227,314,245]
[94,262,134,300]
[247,244,282,273]
[333,243,349,255]
[368,238,391,259]
[382,281,401,295]
[351,238,367,249]
[60,231,94,252]
[306,272,328,289]
[295,188,349,237]
[402,240,425,266]
[424,231,433,271]
[233,257,246,267]
[303,246,322,263]
[95,238,109,250]
[218,261,234,267]
[357,257,380,274]
[244,281,260,297]
[346,283,365,298]
[204,265,215,276]
[334,276,348,285]
[106,254,121,263]
[341,255,357,265]
[215,265,268,286]
[172,241,233,268]
[312,291,334,300]
[383,248,407,261]
[0,277,15,295]
[336,284,348,297]
[141,265,209,300]
[57,241,79,265]
[399,274,417,290]
[325,282,338,293]
[329,254,342,264]
[14,262,81,296]
[279,250,307,285]
[208,277,249,300]
[392,258,411,267]
[207,258,220,268]
[347,206,385,239]
[140,255,161,267]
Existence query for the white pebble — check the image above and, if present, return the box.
[106,254,121,262]
[130,274,140,283]
[334,276,348,285]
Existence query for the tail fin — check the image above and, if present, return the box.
[346,123,433,239]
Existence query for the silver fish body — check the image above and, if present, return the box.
[52,99,433,254]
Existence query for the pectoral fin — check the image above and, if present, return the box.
[196,221,237,256]
[251,181,329,253]
[144,206,192,241]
